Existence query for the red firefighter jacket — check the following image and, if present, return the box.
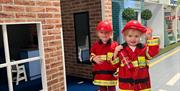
[90,40,118,86]
[112,38,159,91]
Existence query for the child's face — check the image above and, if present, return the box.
[124,29,142,46]
[97,31,112,43]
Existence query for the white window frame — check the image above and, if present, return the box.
[0,22,47,91]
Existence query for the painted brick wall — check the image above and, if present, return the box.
[61,0,112,79]
[0,0,64,91]
[103,0,113,21]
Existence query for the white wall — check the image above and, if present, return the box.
[144,0,159,3]
[159,0,170,5]
[144,3,165,48]
[173,6,178,41]
[177,7,180,34]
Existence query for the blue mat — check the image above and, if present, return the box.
[0,78,42,91]
[67,76,98,91]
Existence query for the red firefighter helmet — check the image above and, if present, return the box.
[96,20,113,32]
[121,20,146,34]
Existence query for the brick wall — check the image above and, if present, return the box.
[61,0,112,79]
[102,0,113,21]
[61,0,102,79]
[0,0,64,91]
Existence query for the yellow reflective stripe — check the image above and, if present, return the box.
[120,63,125,67]
[140,88,151,91]
[111,57,120,65]
[132,61,139,67]
[93,80,117,86]
[107,52,113,60]
[119,89,134,91]
[91,53,114,62]
[91,52,114,61]
[100,53,113,60]
[147,38,159,46]
[146,47,153,59]
[120,61,138,67]
[120,60,146,67]
[119,88,151,91]
[138,56,146,67]
[100,55,107,60]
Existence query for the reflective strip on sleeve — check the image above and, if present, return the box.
[91,53,114,62]
[107,52,113,60]
[111,57,120,65]
[147,38,159,46]
[100,55,107,60]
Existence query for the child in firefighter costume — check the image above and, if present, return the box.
[112,20,160,91]
[90,20,122,91]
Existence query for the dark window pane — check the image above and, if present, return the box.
[6,24,39,61]
[74,12,90,64]
[0,25,5,64]
[0,67,9,91]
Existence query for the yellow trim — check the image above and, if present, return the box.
[120,63,125,66]
[138,56,146,67]
[120,59,148,67]
[145,47,153,59]
[99,53,114,61]
[120,60,138,67]
[120,88,151,91]
[119,89,134,91]
[140,88,151,91]
[100,55,107,60]
[132,60,139,67]
[93,80,117,86]
[147,38,159,46]
[107,52,113,60]
[111,57,120,65]
[90,53,114,62]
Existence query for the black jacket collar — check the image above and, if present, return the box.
[121,42,144,49]
[98,39,112,45]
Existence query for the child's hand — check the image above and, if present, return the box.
[145,27,153,40]
[114,45,123,58]
[115,45,123,52]
[93,56,103,64]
